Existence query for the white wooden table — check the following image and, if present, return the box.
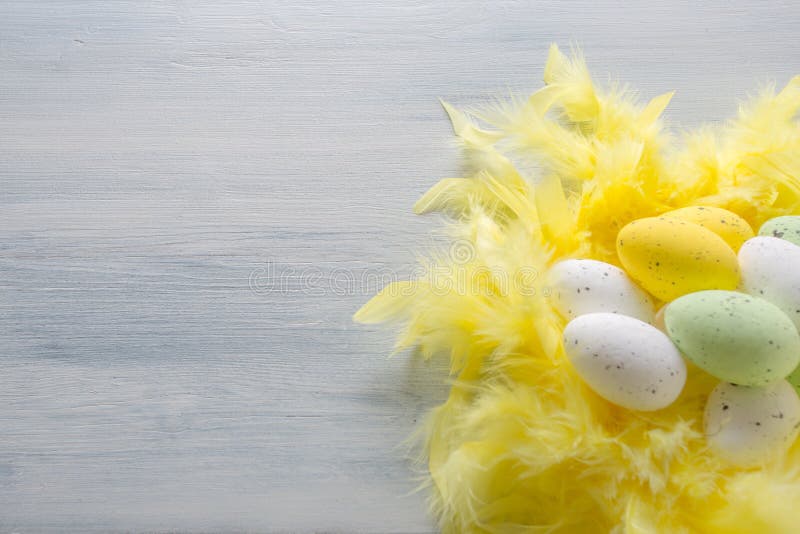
[1,1,798,531]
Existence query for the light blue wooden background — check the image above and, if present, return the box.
[1,1,798,532]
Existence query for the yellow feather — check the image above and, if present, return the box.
[441,99,501,148]
[639,91,675,127]
[353,280,420,324]
[543,43,600,123]
[413,177,487,216]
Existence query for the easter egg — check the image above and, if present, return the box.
[664,290,800,386]
[548,259,654,323]
[739,236,800,331]
[563,313,686,411]
[617,217,740,302]
[704,380,800,467]
[661,206,754,251]
[759,216,800,247]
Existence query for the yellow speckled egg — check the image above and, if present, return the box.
[617,217,739,302]
[660,206,754,251]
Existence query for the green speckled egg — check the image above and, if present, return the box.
[665,290,800,386]
[759,216,800,247]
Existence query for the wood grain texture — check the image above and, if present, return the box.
[1,1,798,531]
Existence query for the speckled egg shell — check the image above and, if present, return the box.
[759,216,800,247]
[548,259,654,323]
[563,313,686,411]
[617,217,739,302]
[704,380,800,467]
[661,206,754,251]
[739,236,800,332]
[665,290,800,386]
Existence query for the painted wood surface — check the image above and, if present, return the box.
[1,1,798,531]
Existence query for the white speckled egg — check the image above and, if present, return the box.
[704,380,800,467]
[738,236,800,331]
[563,313,686,411]
[548,259,654,323]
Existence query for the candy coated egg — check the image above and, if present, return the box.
[704,380,800,467]
[759,216,800,247]
[661,206,754,251]
[563,313,686,411]
[739,236,800,332]
[548,259,654,323]
[617,217,739,302]
[665,290,800,386]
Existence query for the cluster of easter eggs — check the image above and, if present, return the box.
[550,207,800,466]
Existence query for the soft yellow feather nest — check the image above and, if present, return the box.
[355,45,800,533]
